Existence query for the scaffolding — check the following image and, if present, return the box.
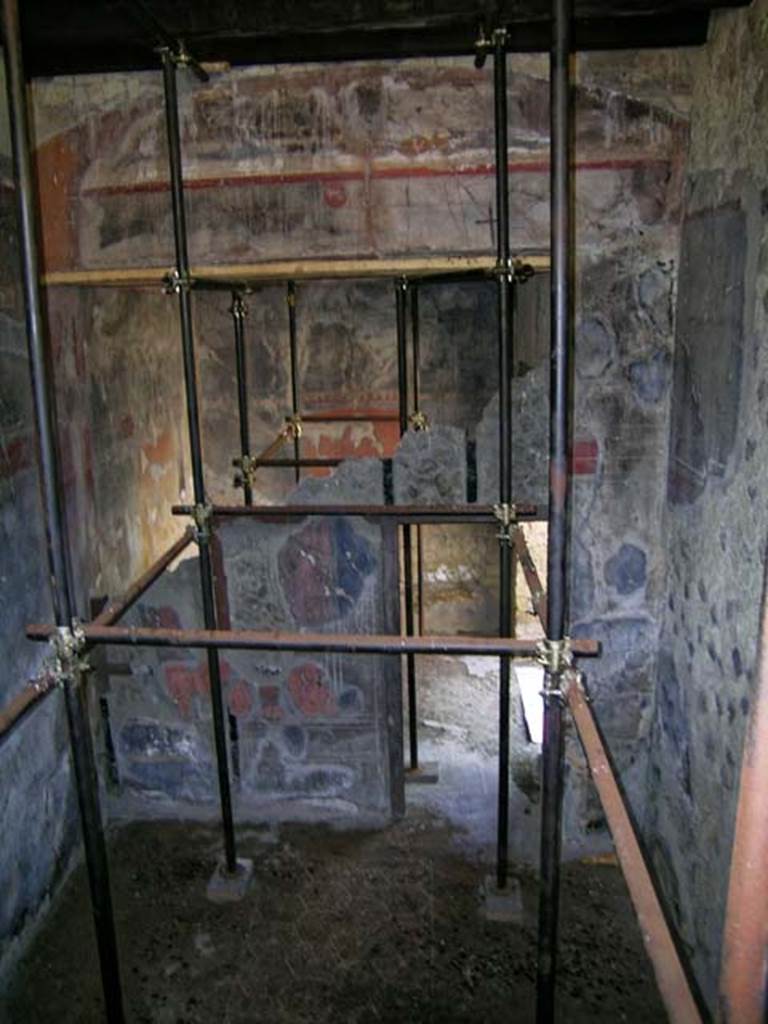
[1,0,748,1022]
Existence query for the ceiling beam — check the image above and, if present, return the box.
[22,12,714,78]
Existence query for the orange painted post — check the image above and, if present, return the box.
[718,564,768,1023]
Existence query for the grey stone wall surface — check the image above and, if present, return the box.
[29,49,693,843]
[0,42,715,982]
[393,425,467,505]
[0,73,78,984]
[104,466,404,824]
[565,246,679,834]
[30,57,691,267]
[644,0,768,1009]
[476,361,550,510]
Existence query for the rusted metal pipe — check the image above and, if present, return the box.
[718,558,768,1024]
[566,674,703,1024]
[172,502,538,522]
[93,530,194,627]
[254,457,342,468]
[300,411,399,423]
[27,622,600,659]
[0,529,194,742]
[253,431,291,464]
[0,673,56,741]
[513,526,548,633]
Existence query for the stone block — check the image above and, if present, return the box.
[206,857,254,904]
[476,363,549,510]
[393,426,467,505]
[482,875,524,924]
[108,512,403,825]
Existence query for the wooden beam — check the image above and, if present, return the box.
[41,253,550,289]
[22,7,735,78]
[566,674,704,1024]
[718,554,768,1023]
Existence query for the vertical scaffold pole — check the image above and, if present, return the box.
[536,0,573,1019]
[287,281,301,483]
[410,286,426,636]
[396,277,419,772]
[160,48,237,874]
[231,291,252,506]
[493,27,515,891]
[2,0,124,1018]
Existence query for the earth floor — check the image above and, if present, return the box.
[2,808,664,1023]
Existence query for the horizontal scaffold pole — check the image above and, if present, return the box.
[42,255,551,290]
[93,530,194,627]
[171,502,540,522]
[26,623,600,659]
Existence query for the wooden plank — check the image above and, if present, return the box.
[567,674,704,1024]
[43,266,168,288]
[719,554,768,1023]
[41,253,550,289]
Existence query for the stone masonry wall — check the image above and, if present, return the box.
[105,463,403,825]
[10,48,698,872]
[644,0,768,1010]
[0,59,79,986]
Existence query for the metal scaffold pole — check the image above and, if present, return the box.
[493,26,515,892]
[2,0,124,1019]
[536,0,573,1019]
[410,286,426,637]
[160,47,238,876]
[287,281,302,483]
[231,291,253,505]
[395,277,419,772]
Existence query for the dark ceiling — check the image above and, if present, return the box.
[13,0,752,78]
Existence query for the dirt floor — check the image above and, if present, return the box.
[2,808,664,1024]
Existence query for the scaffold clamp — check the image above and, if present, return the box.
[47,623,89,687]
[493,501,516,544]
[233,454,257,490]
[537,642,574,707]
[536,637,574,676]
[408,410,430,432]
[513,259,535,283]
[163,268,193,295]
[191,502,213,542]
[283,415,303,440]
[230,293,248,320]
[157,40,195,69]
[476,24,507,58]
[493,259,535,284]
[474,23,491,61]
[173,42,193,68]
